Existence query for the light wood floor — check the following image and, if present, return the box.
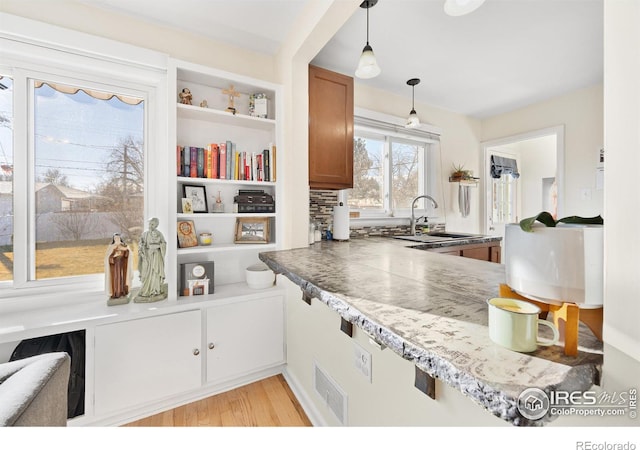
[123,375,312,427]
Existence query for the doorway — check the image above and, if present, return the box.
[481,126,565,257]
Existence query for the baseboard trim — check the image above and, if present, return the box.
[282,367,327,427]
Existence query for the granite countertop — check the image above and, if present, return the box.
[259,237,602,426]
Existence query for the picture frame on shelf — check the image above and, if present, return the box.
[183,184,208,213]
[177,220,198,248]
[181,198,193,214]
[234,217,270,244]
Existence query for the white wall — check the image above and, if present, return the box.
[516,136,557,219]
[354,84,483,233]
[602,0,640,361]
[0,0,276,83]
[482,84,604,218]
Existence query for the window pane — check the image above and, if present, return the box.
[33,81,144,280]
[0,76,13,282]
[492,174,517,223]
[349,136,383,210]
[391,141,421,209]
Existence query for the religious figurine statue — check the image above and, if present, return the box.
[104,233,133,306]
[133,217,168,303]
[199,99,208,108]
[222,84,240,114]
[179,87,192,105]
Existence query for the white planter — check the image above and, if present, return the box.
[504,223,603,308]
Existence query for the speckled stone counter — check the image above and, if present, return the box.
[259,238,602,426]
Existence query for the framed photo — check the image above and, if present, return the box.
[177,220,198,248]
[234,217,270,244]
[181,198,193,214]
[183,184,208,213]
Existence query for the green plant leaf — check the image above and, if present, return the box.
[519,212,604,232]
[519,211,557,232]
[557,215,604,225]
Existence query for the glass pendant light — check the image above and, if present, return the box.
[406,78,420,128]
[444,0,485,17]
[355,0,381,79]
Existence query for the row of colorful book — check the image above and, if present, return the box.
[177,141,276,182]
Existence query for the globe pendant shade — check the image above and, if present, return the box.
[406,109,420,128]
[355,44,381,79]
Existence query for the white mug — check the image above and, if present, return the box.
[487,297,560,352]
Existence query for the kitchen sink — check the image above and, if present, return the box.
[425,232,481,239]
[392,232,484,243]
[392,235,455,243]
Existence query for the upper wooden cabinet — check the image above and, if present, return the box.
[308,65,354,190]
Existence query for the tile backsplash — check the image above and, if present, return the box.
[309,190,411,239]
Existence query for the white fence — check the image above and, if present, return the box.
[0,212,136,246]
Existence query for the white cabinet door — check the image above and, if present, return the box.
[94,310,202,416]
[206,296,284,384]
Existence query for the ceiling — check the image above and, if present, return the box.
[83,0,603,119]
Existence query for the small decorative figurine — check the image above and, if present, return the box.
[133,217,168,303]
[222,84,240,114]
[105,233,133,306]
[179,88,193,105]
[212,190,225,213]
[200,99,208,108]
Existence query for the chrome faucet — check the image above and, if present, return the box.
[410,195,438,235]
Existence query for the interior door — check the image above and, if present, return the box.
[485,150,520,240]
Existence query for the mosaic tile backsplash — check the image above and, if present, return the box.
[309,190,412,239]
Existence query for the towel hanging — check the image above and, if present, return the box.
[458,184,470,218]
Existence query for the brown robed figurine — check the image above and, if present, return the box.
[105,233,133,306]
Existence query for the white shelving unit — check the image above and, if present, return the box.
[169,59,283,296]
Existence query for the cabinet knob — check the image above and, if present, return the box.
[208,342,215,350]
[193,349,200,356]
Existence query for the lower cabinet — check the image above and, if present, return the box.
[427,242,501,263]
[91,294,285,420]
[94,310,202,416]
[206,295,284,384]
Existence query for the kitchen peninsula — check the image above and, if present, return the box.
[259,238,603,426]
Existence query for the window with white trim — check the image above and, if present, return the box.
[348,116,441,218]
[0,29,163,296]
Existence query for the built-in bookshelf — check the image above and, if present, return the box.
[170,59,282,296]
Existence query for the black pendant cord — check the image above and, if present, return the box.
[366,3,370,46]
[412,85,415,111]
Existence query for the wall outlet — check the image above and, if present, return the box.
[353,341,372,383]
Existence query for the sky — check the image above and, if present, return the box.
[0,76,144,192]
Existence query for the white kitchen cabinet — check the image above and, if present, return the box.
[93,310,202,416]
[206,295,284,384]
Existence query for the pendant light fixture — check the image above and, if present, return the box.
[355,0,381,79]
[444,0,485,17]
[406,78,420,128]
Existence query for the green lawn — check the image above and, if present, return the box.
[0,240,139,282]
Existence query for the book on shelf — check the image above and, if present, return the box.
[269,142,276,181]
[219,142,227,179]
[177,146,183,176]
[181,145,190,177]
[263,148,270,182]
[189,147,198,178]
[177,140,276,183]
[197,147,204,178]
